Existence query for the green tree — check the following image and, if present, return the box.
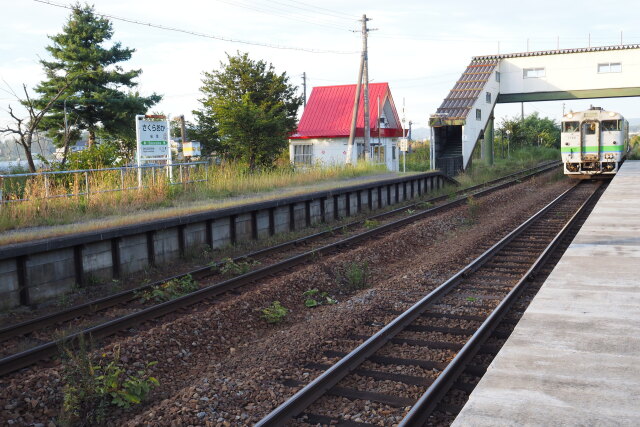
[34,3,161,158]
[498,113,560,151]
[195,52,302,169]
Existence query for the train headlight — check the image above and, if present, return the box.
[566,113,573,119]
[609,111,616,117]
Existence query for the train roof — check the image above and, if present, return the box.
[561,109,625,121]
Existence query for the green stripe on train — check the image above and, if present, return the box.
[561,146,624,153]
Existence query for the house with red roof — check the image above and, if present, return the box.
[289,83,404,171]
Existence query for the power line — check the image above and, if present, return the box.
[212,0,353,32]
[33,0,358,55]
[260,0,358,21]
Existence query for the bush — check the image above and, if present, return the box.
[138,274,199,303]
[218,257,260,277]
[338,261,370,292]
[261,301,288,324]
[52,141,126,171]
[60,338,159,425]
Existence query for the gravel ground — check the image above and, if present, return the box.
[0,173,573,426]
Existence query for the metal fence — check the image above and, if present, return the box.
[0,161,209,205]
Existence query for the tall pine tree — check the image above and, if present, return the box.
[35,3,160,152]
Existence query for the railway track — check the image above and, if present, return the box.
[255,179,604,427]
[0,161,559,377]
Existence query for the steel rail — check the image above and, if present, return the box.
[0,162,560,376]
[0,161,558,342]
[398,181,604,426]
[255,181,582,427]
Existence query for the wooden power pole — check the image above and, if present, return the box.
[302,72,307,108]
[346,14,372,164]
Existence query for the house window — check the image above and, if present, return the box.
[392,146,396,160]
[293,144,312,165]
[372,145,385,163]
[486,92,491,103]
[523,67,545,78]
[476,109,482,121]
[598,62,622,73]
[495,71,500,82]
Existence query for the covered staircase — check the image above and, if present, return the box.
[430,57,499,175]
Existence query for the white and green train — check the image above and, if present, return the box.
[561,107,629,178]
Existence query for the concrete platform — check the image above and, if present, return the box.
[452,161,640,426]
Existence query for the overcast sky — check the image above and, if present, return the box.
[1,0,639,132]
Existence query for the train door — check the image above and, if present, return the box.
[580,120,600,163]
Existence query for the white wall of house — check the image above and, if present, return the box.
[499,49,640,95]
[290,137,400,171]
[461,70,501,166]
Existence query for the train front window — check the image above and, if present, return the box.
[562,121,579,133]
[583,122,597,135]
[601,120,620,131]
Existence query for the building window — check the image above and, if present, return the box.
[495,71,500,82]
[372,145,385,163]
[598,62,622,73]
[392,146,396,160]
[293,144,312,165]
[486,92,491,103]
[476,109,482,121]
[523,67,545,78]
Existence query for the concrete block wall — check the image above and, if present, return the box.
[0,172,450,308]
[0,260,19,310]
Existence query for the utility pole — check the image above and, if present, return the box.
[346,14,373,164]
[362,14,372,161]
[302,72,307,108]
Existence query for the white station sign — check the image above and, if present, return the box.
[136,116,170,160]
[399,138,409,152]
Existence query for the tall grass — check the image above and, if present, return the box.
[0,161,387,236]
[405,142,430,171]
[456,146,560,187]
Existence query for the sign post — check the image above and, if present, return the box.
[135,115,172,188]
[399,138,408,173]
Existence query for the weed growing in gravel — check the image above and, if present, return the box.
[138,274,199,303]
[466,296,477,302]
[417,201,433,210]
[338,261,370,292]
[303,289,338,308]
[60,337,159,425]
[363,219,380,229]
[406,208,416,214]
[261,301,289,324]
[466,196,481,224]
[218,257,261,277]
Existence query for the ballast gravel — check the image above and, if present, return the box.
[0,173,573,426]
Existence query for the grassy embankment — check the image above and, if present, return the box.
[0,144,562,244]
[405,141,561,185]
[0,162,388,241]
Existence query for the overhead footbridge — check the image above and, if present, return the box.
[429,44,640,175]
